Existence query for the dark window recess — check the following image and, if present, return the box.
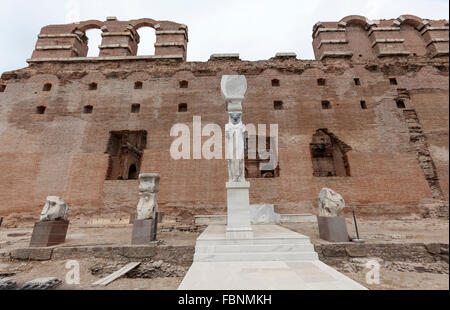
[131,104,141,113]
[0,85,6,92]
[179,80,189,88]
[36,106,46,114]
[83,105,93,114]
[271,79,280,87]
[89,82,98,90]
[43,83,52,91]
[245,136,280,179]
[178,103,188,112]
[134,81,143,89]
[321,101,331,109]
[354,78,360,86]
[360,100,367,109]
[128,164,137,179]
[105,130,147,180]
[389,78,397,85]
[317,78,326,86]
[274,101,283,110]
[310,128,352,177]
[396,99,406,109]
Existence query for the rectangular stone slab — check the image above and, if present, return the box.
[131,213,159,245]
[317,216,349,242]
[29,220,69,247]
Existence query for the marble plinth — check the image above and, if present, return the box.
[226,181,253,239]
[179,224,366,290]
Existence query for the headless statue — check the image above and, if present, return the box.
[225,112,247,182]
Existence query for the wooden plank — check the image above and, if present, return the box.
[92,262,141,287]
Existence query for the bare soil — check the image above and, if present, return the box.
[0,217,448,290]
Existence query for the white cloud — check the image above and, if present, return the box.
[0,0,448,73]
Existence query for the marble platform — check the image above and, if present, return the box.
[179,225,367,290]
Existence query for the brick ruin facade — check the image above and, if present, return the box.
[0,15,448,219]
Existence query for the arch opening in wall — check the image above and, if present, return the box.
[36,106,46,115]
[105,131,146,181]
[245,135,280,179]
[136,27,156,56]
[131,104,141,113]
[310,129,352,177]
[89,82,98,90]
[396,99,406,109]
[128,164,138,180]
[43,83,52,91]
[179,80,189,88]
[83,105,94,114]
[85,28,102,57]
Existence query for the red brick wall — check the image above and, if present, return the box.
[0,16,448,218]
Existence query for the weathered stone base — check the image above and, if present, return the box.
[131,216,158,245]
[318,216,349,242]
[29,220,69,247]
[226,181,253,239]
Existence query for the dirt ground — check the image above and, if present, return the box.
[0,217,448,290]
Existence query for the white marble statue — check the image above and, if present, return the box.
[136,173,160,220]
[318,188,346,217]
[225,112,247,182]
[40,196,69,222]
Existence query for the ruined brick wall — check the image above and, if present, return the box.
[0,16,448,218]
[313,15,449,60]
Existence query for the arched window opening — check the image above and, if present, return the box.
[128,164,138,180]
[83,105,93,114]
[178,103,188,112]
[245,135,280,179]
[317,78,326,86]
[134,81,143,89]
[136,27,156,56]
[310,129,351,177]
[396,99,406,109]
[131,104,141,113]
[105,131,147,180]
[179,80,189,88]
[89,82,98,90]
[272,79,280,87]
[321,100,331,109]
[274,101,283,110]
[85,28,102,57]
[43,83,52,91]
[36,106,46,114]
[360,100,367,109]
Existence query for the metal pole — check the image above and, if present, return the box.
[352,211,360,240]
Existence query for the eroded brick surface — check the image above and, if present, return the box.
[0,15,448,219]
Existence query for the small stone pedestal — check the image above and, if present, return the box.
[131,213,160,245]
[29,220,69,247]
[226,181,254,239]
[318,216,349,242]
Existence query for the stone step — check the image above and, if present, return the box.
[195,243,315,254]
[194,251,319,262]
[196,237,312,246]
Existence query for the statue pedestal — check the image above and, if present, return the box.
[131,212,160,245]
[226,181,254,239]
[29,220,69,247]
[318,216,349,242]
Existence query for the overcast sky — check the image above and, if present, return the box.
[0,0,448,73]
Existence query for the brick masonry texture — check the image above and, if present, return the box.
[0,15,448,218]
